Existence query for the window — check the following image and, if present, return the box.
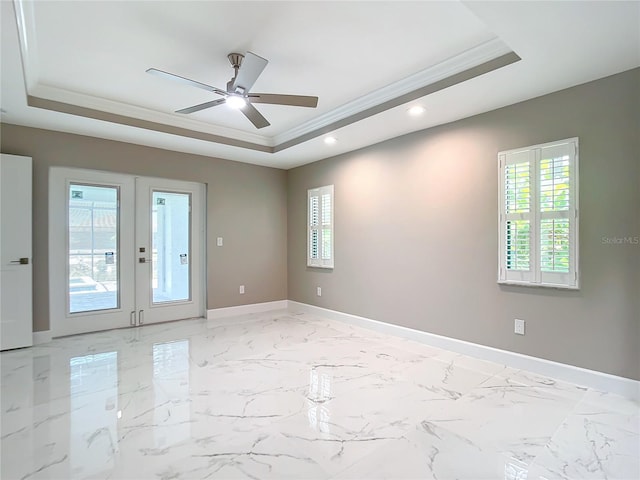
[498,138,579,289]
[308,185,334,268]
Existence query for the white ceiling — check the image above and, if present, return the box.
[1,1,639,169]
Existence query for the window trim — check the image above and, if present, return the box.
[307,184,334,269]
[498,138,579,290]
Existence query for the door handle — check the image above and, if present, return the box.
[139,310,144,325]
[10,258,29,265]
[138,258,152,263]
[130,311,136,326]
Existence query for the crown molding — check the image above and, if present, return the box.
[14,0,39,90]
[273,50,521,152]
[273,37,513,145]
[28,84,271,147]
[26,94,273,153]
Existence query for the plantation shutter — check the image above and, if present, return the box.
[499,138,579,289]
[307,185,334,268]
[538,141,578,287]
[499,149,536,284]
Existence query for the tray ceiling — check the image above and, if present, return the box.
[1,1,638,169]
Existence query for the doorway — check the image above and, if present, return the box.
[49,168,205,337]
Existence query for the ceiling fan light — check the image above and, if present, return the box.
[226,95,246,109]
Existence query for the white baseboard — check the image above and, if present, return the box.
[32,330,52,345]
[207,300,289,320]
[288,301,640,401]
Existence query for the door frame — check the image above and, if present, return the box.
[49,167,206,337]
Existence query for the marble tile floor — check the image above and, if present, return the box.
[1,310,638,480]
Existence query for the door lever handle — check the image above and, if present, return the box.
[138,258,152,263]
[10,258,29,265]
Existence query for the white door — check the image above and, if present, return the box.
[49,168,205,337]
[135,177,204,324]
[0,154,33,350]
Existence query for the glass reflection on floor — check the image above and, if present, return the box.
[152,340,190,448]
[307,367,332,434]
[70,351,118,477]
[66,339,192,476]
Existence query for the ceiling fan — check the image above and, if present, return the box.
[146,52,319,129]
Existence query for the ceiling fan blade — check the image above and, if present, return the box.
[147,68,227,96]
[240,102,270,129]
[175,98,226,114]
[231,52,268,92]
[248,93,318,108]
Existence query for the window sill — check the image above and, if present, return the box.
[498,280,579,290]
[307,264,334,270]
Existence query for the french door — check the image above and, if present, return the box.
[49,168,205,337]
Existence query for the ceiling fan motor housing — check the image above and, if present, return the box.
[227,53,244,70]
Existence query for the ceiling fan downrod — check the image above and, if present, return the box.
[227,53,244,92]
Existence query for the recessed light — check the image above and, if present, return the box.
[226,95,246,109]
[408,105,425,116]
[324,136,337,145]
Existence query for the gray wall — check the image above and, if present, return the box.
[2,69,638,380]
[0,125,288,332]
[288,68,640,380]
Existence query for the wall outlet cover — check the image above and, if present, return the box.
[515,319,526,335]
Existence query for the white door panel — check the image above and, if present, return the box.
[50,169,135,337]
[1,154,33,350]
[135,177,204,324]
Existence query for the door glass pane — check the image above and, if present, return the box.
[68,184,119,313]
[152,191,190,304]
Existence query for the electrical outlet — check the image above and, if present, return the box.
[514,319,525,335]
[239,285,245,294]
[217,237,223,247]
[316,286,322,297]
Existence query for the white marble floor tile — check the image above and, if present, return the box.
[332,424,530,480]
[423,376,589,465]
[527,390,640,480]
[1,311,638,480]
